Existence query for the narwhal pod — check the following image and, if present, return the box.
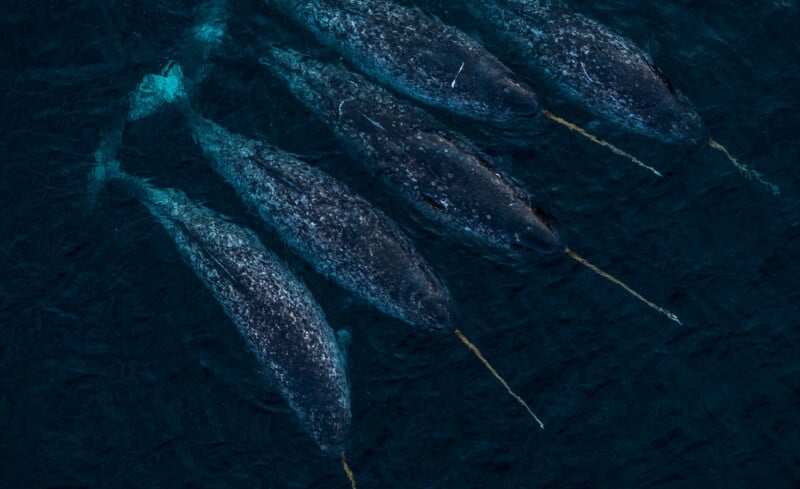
[129,63,453,334]
[263,47,563,255]
[466,0,707,145]
[266,0,540,125]
[91,157,351,455]
[189,114,454,332]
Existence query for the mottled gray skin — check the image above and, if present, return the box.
[269,0,540,124]
[106,166,350,455]
[468,0,707,145]
[264,48,562,255]
[186,114,453,333]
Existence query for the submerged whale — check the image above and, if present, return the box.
[129,64,454,333]
[267,0,540,124]
[90,149,351,455]
[263,47,562,255]
[466,0,707,145]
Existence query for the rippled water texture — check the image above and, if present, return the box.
[1,1,799,487]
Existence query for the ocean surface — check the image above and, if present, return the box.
[2,1,799,488]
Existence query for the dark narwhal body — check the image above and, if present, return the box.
[171,110,454,333]
[92,158,351,455]
[263,48,562,255]
[467,0,707,145]
[267,0,540,125]
[129,64,453,334]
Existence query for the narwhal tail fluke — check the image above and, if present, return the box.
[709,138,780,196]
[87,132,153,207]
[341,453,357,489]
[86,129,125,209]
[128,0,228,122]
[190,0,228,51]
[542,109,663,177]
[182,0,229,85]
[565,248,682,325]
[128,61,189,122]
[454,329,545,430]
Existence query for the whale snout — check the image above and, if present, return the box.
[503,204,563,255]
[647,94,707,145]
[310,402,351,456]
[493,79,541,120]
[419,294,454,334]
[669,108,708,146]
[316,430,348,456]
[517,222,563,255]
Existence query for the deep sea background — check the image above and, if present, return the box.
[1,0,799,487]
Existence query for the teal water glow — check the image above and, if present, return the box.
[1,1,798,487]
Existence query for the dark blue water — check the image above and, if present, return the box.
[2,1,799,487]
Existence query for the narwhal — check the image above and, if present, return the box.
[263,46,561,255]
[262,47,682,326]
[88,134,352,459]
[105,3,360,485]
[265,0,541,125]
[130,64,454,335]
[129,63,548,436]
[466,0,779,193]
[263,0,669,176]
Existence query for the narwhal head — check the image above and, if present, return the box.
[397,265,455,334]
[663,99,708,146]
[417,291,455,333]
[488,76,541,121]
[448,45,540,124]
[477,63,541,124]
[641,65,708,146]
[310,406,351,456]
[511,207,564,255]
[296,356,351,456]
